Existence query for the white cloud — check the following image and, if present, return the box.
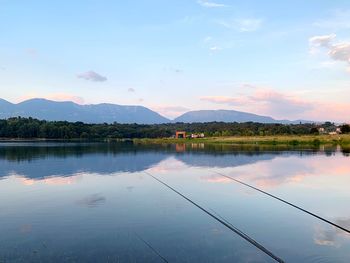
[204,36,212,43]
[128,88,135,92]
[197,0,227,8]
[309,34,350,71]
[210,46,222,51]
[218,18,263,32]
[309,34,336,48]
[77,71,107,82]
[328,42,350,63]
[236,18,263,32]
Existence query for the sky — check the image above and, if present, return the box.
[1,0,350,122]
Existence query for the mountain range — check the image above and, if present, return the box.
[0,98,312,124]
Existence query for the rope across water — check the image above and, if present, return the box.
[211,170,350,234]
[144,171,285,263]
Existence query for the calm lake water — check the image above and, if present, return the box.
[0,142,349,262]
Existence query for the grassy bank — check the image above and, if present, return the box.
[1,134,350,147]
[134,134,350,146]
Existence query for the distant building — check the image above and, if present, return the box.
[191,133,205,138]
[328,127,342,135]
[175,131,186,139]
[318,127,325,134]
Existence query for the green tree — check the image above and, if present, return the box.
[341,124,350,134]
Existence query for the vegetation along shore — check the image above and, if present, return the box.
[0,117,349,146]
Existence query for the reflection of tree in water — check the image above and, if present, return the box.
[0,142,346,179]
[342,146,350,156]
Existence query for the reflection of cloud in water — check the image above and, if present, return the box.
[314,227,337,246]
[176,152,279,169]
[77,193,106,208]
[1,145,349,191]
[18,174,82,186]
[200,174,232,183]
[314,218,350,247]
[209,155,350,189]
[147,157,188,174]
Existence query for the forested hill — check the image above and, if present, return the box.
[0,117,348,139]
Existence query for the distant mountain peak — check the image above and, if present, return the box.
[0,98,314,124]
[0,98,12,104]
[174,109,276,123]
[0,98,170,124]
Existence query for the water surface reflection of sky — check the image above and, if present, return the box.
[0,142,349,262]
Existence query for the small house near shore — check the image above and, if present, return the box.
[175,131,186,139]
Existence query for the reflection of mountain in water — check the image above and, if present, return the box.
[0,142,338,179]
[0,143,168,178]
[0,152,167,179]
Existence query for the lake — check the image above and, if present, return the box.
[0,142,349,262]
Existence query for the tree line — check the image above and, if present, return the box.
[0,117,349,139]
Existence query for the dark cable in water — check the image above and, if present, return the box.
[144,171,285,263]
[135,232,169,263]
[212,170,350,234]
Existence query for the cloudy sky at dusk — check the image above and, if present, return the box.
[1,0,350,122]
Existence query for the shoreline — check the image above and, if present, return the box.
[0,134,349,146]
[133,134,350,146]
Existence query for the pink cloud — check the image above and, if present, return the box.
[18,174,82,186]
[201,175,232,183]
[306,103,350,123]
[200,89,313,119]
[200,154,350,195]
[200,96,248,105]
[250,89,313,116]
[200,87,350,122]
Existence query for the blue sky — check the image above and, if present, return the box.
[1,0,350,121]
